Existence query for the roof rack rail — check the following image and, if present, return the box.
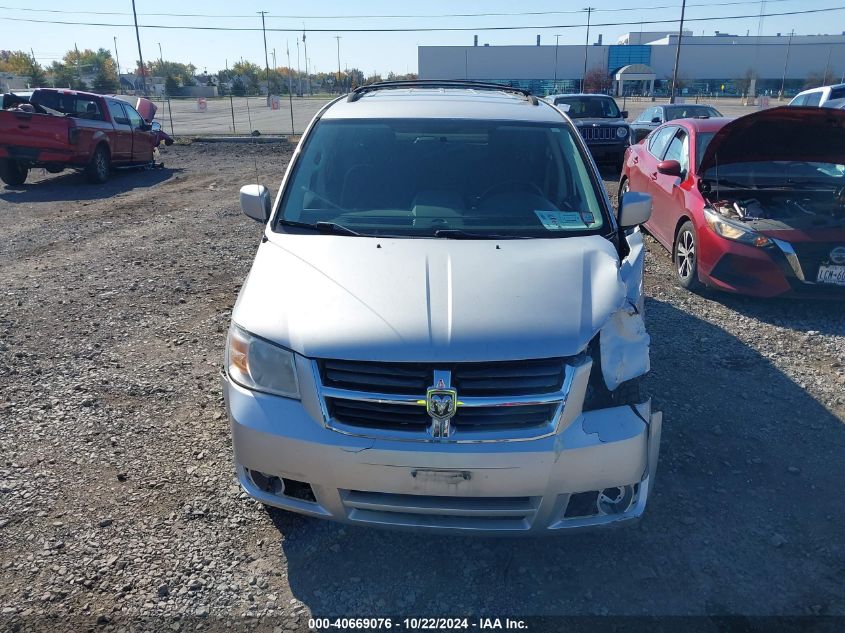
[346,80,538,105]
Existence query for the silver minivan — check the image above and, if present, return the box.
[224,81,661,534]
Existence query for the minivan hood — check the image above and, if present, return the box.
[232,234,626,362]
[699,106,845,174]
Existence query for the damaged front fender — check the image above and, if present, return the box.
[599,302,650,391]
[598,227,650,391]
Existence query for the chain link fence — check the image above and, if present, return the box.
[151,95,333,137]
[148,94,777,138]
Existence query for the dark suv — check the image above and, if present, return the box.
[546,94,630,171]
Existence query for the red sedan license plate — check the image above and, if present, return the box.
[816,264,845,286]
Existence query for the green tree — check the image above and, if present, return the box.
[49,61,82,89]
[0,50,47,87]
[164,74,180,95]
[93,64,119,93]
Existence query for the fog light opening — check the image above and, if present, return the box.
[563,491,601,518]
[247,469,283,495]
[597,485,635,515]
[281,478,317,503]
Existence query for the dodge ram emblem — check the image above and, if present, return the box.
[427,389,456,420]
[830,246,845,265]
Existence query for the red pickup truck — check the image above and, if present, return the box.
[0,88,161,186]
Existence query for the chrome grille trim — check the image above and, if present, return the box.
[312,358,584,443]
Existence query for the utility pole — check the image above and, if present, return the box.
[334,36,342,94]
[272,48,277,70]
[258,10,270,99]
[226,59,236,134]
[296,38,302,97]
[581,7,594,92]
[130,0,147,95]
[158,42,163,67]
[286,41,294,134]
[74,43,81,88]
[669,0,687,104]
[822,46,832,86]
[302,29,309,95]
[779,29,794,100]
[554,35,561,93]
[113,36,121,76]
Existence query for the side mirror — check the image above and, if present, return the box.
[618,191,652,228]
[239,184,272,223]
[651,116,662,123]
[151,121,162,132]
[620,110,629,119]
[657,159,683,178]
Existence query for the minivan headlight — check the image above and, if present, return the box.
[703,208,771,247]
[616,127,628,139]
[226,325,300,399]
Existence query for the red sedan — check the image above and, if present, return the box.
[619,107,845,297]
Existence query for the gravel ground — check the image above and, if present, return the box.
[0,144,843,632]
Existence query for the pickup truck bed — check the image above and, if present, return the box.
[0,88,157,186]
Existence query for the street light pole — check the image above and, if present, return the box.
[779,29,794,100]
[581,7,593,92]
[669,0,687,104]
[302,29,309,95]
[334,36,342,94]
[258,10,270,98]
[130,0,147,96]
[296,38,302,96]
[554,35,561,94]
[286,42,294,134]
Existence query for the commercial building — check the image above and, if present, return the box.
[418,31,845,97]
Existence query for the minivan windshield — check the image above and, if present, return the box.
[276,118,607,238]
[553,96,621,119]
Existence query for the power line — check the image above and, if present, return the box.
[0,5,841,32]
[0,0,807,20]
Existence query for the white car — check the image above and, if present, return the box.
[224,80,661,534]
[789,83,845,107]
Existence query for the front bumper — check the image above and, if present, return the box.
[699,230,845,299]
[223,364,663,535]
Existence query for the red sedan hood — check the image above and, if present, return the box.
[698,106,845,174]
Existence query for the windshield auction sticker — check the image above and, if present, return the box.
[534,209,598,230]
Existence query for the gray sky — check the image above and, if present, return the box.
[1,0,842,76]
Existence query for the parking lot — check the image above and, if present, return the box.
[0,143,843,630]
[158,95,771,136]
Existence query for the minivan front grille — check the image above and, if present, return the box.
[327,398,557,432]
[316,357,573,440]
[319,358,565,396]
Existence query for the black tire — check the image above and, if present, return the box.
[0,159,28,186]
[673,220,704,291]
[85,145,110,184]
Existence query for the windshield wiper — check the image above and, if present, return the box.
[433,229,529,239]
[278,219,362,236]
